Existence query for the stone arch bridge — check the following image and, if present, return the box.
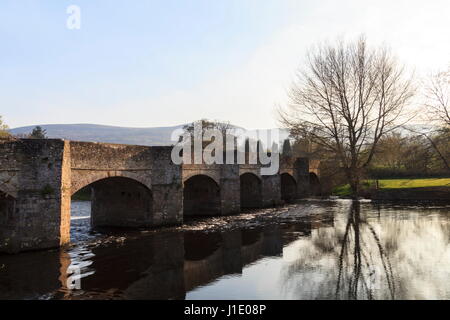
[0,139,321,253]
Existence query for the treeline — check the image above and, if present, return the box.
[279,35,450,196]
[290,127,450,194]
[291,127,449,180]
[369,130,450,178]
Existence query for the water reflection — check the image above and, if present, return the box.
[334,202,394,299]
[279,202,450,300]
[0,200,449,300]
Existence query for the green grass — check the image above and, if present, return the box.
[377,178,450,189]
[332,178,450,196]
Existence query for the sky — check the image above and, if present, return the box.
[1,0,449,129]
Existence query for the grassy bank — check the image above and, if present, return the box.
[333,178,450,197]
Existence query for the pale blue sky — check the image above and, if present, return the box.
[1,0,449,129]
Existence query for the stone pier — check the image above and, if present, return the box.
[0,138,320,253]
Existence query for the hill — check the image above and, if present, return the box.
[10,123,290,147]
[9,123,184,146]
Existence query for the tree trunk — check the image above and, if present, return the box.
[348,171,360,199]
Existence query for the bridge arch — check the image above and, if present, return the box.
[71,176,153,229]
[309,172,321,196]
[183,174,221,217]
[280,173,297,202]
[71,170,152,196]
[240,173,262,209]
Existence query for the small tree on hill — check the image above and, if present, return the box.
[29,126,47,139]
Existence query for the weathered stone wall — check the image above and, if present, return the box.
[0,140,182,253]
[0,139,69,253]
[280,156,310,199]
[70,142,183,227]
[70,141,153,194]
[261,175,282,207]
[309,159,321,176]
[150,147,183,225]
[182,161,286,216]
[296,158,311,197]
[0,191,17,251]
[0,139,314,253]
[60,140,71,247]
[219,164,240,215]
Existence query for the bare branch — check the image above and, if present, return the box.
[279,36,415,196]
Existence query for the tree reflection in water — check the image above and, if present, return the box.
[2,200,449,299]
[280,201,408,300]
[335,202,395,300]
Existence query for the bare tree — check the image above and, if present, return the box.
[424,68,450,126]
[413,68,450,172]
[405,126,450,173]
[279,36,415,196]
[179,119,238,159]
[373,132,406,171]
[181,119,235,141]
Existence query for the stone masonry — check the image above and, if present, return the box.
[0,139,319,253]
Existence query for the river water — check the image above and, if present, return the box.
[1,199,450,300]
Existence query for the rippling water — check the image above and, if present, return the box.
[0,200,450,300]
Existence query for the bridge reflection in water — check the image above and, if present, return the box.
[0,210,327,300]
[1,200,450,300]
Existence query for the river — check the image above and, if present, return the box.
[1,199,450,300]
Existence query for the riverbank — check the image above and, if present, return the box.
[333,178,450,201]
[372,186,450,201]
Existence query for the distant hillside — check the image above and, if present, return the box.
[9,123,185,146]
[10,123,290,147]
